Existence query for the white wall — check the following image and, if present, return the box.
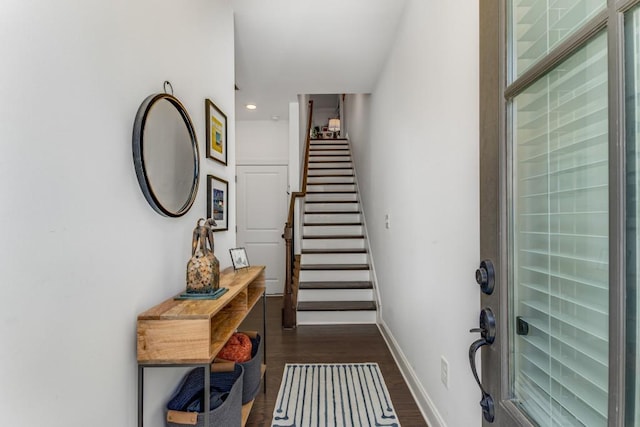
[236,119,290,165]
[312,107,338,130]
[344,93,371,147]
[348,1,481,426]
[0,1,235,426]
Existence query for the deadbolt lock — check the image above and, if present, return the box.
[475,259,495,295]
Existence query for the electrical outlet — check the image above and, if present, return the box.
[384,214,391,229]
[441,356,449,388]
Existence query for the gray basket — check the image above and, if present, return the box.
[238,332,263,404]
[216,331,263,404]
[166,364,244,427]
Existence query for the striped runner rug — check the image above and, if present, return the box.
[271,363,401,427]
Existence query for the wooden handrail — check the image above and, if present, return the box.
[282,100,314,328]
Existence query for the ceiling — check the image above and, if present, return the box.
[232,0,407,121]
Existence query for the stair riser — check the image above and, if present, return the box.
[304,213,361,223]
[302,238,365,250]
[308,150,350,156]
[303,225,363,236]
[299,270,370,282]
[310,143,349,149]
[309,162,353,169]
[306,193,358,202]
[298,289,374,302]
[307,176,355,184]
[308,169,353,176]
[307,184,356,192]
[310,141,348,145]
[305,203,359,212]
[308,156,351,162]
[297,310,376,325]
[301,253,368,264]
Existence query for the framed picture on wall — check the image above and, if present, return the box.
[206,174,229,231]
[205,99,227,165]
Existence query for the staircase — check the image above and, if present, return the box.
[296,138,377,325]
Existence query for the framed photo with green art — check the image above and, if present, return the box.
[205,98,227,165]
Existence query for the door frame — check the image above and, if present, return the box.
[479,0,635,425]
[480,1,523,425]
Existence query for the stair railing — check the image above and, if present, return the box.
[282,99,314,328]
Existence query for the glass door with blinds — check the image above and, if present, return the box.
[478,0,640,426]
[510,31,609,427]
[626,5,640,426]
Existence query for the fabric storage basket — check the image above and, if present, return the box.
[216,331,263,404]
[165,363,244,427]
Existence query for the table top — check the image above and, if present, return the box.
[137,266,265,321]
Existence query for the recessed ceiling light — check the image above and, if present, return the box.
[246,104,257,110]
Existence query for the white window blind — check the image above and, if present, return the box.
[510,31,608,427]
[511,0,605,80]
[625,5,640,426]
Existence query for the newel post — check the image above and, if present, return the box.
[282,223,295,328]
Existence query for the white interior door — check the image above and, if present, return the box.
[236,165,288,294]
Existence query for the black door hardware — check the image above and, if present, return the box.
[516,316,529,335]
[475,260,495,295]
[469,307,496,423]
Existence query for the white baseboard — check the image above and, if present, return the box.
[378,320,447,427]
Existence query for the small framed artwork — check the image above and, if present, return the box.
[205,99,227,165]
[229,248,250,270]
[206,175,228,231]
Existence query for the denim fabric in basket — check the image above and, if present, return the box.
[166,364,244,427]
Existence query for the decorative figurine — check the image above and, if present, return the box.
[186,218,220,293]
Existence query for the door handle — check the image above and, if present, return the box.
[475,260,495,295]
[469,307,496,423]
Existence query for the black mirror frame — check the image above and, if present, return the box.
[132,93,200,217]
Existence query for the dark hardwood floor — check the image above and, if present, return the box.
[239,296,428,426]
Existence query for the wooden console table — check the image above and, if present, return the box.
[137,266,266,427]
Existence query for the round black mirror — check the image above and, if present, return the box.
[133,93,200,217]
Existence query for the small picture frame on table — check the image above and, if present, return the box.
[207,175,228,231]
[230,248,250,270]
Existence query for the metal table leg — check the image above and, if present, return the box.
[263,291,267,394]
[138,363,212,427]
[138,365,144,427]
[204,362,211,426]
